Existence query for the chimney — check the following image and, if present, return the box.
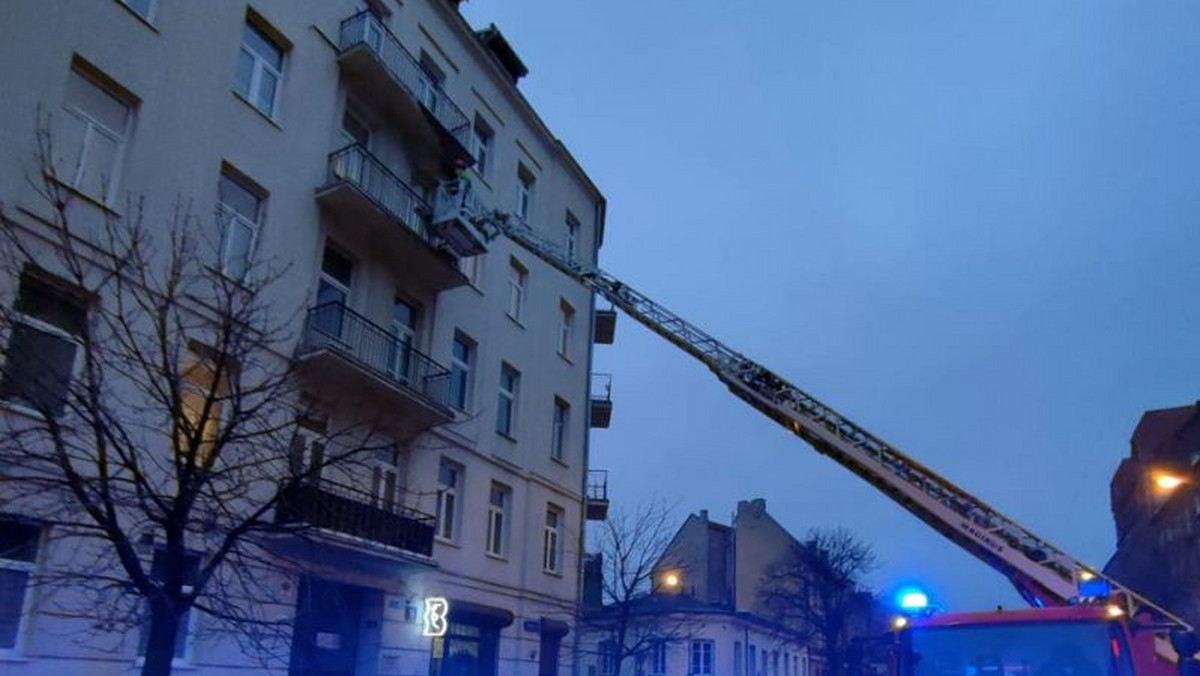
[738,498,767,516]
[699,509,709,521]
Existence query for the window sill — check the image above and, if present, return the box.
[44,173,121,217]
[434,536,460,549]
[550,456,568,468]
[470,169,493,192]
[232,91,283,130]
[542,568,563,578]
[506,314,526,330]
[557,351,573,366]
[0,399,55,424]
[485,552,508,563]
[495,430,518,443]
[135,658,196,670]
[111,0,159,33]
[0,653,30,663]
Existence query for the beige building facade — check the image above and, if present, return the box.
[0,1,611,675]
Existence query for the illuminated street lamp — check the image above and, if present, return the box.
[1153,471,1186,492]
[663,572,681,589]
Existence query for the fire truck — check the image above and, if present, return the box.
[436,191,1200,676]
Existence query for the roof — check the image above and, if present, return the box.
[583,593,806,637]
[1132,404,1199,460]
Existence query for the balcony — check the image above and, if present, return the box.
[590,373,613,429]
[337,11,473,176]
[275,480,436,557]
[316,144,468,295]
[593,307,617,345]
[295,302,453,438]
[586,470,610,521]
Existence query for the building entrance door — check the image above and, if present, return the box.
[430,621,499,676]
[289,577,364,676]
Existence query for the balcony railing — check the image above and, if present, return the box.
[327,144,433,242]
[298,302,451,410]
[275,480,436,556]
[339,12,471,147]
[587,470,609,502]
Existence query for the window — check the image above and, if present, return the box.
[417,52,445,112]
[472,114,494,177]
[749,646,757,676]
[690,640,714,675]
[735,642,743,676]
[120,0,155,22]
[217,171,263,279]
[565,212,580,261]
[435,459,461,541]
[234,19,284,117]
[496,363,519,437]
[60,66,132,205]
[485,482,510,558]
[449,332,474,411]
[551,399,569,462]
[313,246,353,337]
[651,641,667,675]
[506,258,527,322]
[784,653,790,676]
[389,298,417,384]
[558,300,575,359]
[137,549,199,663]
[542,505,562,573]
[0,273,87,417]
[341,108,370,148]
[760,648,767,676]
[287,419,326,481]
[773,651,780,676]
[371,460,401,511]
[458,253,481,287]
[0,521,39,653]
[516,165,535,221]
[599,640,616,676]
[177,352,227,465]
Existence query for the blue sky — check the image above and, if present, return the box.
[462,1,1200,609]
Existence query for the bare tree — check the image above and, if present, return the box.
[0,124,396,675]
[760,528,879,676]
[582,500,696,676]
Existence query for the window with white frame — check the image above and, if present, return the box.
[551,398,569,462]
[735,642,744,676]
[0,273,88,417]
[435,459,461,541]
[287,419,326,481]
[0,521,40,654]
[120,0,155,22]
[217,172,263,279]
[417,52,445,112]
[651,641,667,675]
[233,19,285,118]
[485,482,510,558]
[496,363,519,437]
[516,164,535,221]
[448,332,474,412]
[60,65,133,205]
[371,460,401,511]
[558,299,574,359]
[506,258,527,322]
[565,211,580,261]
[458,253,481,287]
[542,505,562,574]
[177,351,227,465]
[690,640,714,675]
[472,114,494,178]
[137,549,199,664]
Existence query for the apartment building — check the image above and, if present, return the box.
[578,501,818,676]
[1106,402,1200,626]
[0,1,613,675]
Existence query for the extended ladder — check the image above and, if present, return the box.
[471,211,1189,632]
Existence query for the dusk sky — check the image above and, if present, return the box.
[462,1,1200,610]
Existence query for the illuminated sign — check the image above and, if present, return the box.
[423,597,449,637]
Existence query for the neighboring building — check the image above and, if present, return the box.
[0,1,612,675]
[1106,403,1200,626]
[579,500,821,676]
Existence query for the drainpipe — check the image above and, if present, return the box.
[573,198,605,676]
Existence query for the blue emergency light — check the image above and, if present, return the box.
[1079,578,1111,599]
[897,587,930,611]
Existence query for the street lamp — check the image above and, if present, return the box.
[1153,471,1186,492]
[663,572,680,589]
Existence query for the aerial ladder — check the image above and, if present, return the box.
[435,191,1193,668]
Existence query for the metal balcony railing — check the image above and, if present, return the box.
[275,480,436,556]
[327,144,433,243]
[587,469,609,502]
[298,302,451,410]
[592,373,613,402]
[339,12,471,147]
